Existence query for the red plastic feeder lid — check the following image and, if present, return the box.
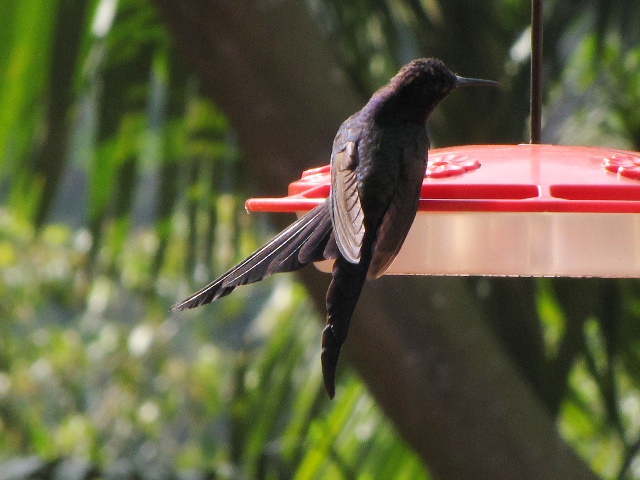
[246,145,640,277]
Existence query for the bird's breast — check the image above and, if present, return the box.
[356,143,403,220]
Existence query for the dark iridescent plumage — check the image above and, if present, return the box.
[172,58,498,398]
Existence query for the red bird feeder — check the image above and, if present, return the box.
[246,144,640,277]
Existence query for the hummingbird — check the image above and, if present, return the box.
[172,58,498,399]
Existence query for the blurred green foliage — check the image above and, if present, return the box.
[1,0,640,478]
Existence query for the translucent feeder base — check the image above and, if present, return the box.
[308,210,640,277]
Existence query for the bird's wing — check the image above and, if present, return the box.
[367,133,428,279]
[171,202,334,311]
[330,123,365,264]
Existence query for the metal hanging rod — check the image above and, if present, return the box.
[530,0,543,143]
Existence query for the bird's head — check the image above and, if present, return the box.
[375,58,499,123]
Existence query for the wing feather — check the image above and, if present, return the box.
[330,125,365,264]
[172,202,332,310]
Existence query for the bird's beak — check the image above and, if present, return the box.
[455,76,500,88]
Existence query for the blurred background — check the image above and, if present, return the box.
[1,0,640,479]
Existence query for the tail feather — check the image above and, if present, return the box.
[321,231,341,260]
[268,206,335,274]
[321,252,370,398]
[172,202,334,311]
[299,220,339,264]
